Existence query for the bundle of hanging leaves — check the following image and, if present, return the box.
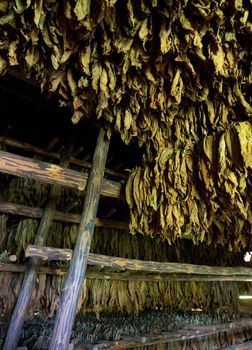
[0,175,250,318]
[0,269,249,317]
[0,175,248,266]
[0,0,251,247]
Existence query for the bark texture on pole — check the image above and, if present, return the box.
[0,136,124,178]
[3,262,252,281]
[25,245,252,277]
[49,128,110,350]
[0,150,121,198]
[3,185,61,350]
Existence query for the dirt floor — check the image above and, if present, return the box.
[0,310,249,349]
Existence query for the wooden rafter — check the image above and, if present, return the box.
[0,201,128,230]
[0,136,126,178]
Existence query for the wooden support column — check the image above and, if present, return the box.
[49,128,110,350]
[3,148,72,350]
[3,187,61,350]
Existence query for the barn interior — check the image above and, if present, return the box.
[0,1,252,349]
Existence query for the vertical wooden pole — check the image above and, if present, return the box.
[3,186,61,350]
[3,147,73,350]
[49,128,110,350]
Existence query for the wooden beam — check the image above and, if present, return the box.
[2,262,252,282]
[0,201,128,230]
[49,128,110,349]
[0,150,122,198]
[0,136,126,178]
[26,245,252,277]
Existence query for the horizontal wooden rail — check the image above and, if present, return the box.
[25,245,252,276]
[0,201,128,230]
[0,151,122,198]
[0,136,126,178]
[2,262,252,281]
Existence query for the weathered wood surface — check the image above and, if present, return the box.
[2,262,252,282]
[50,128,110,350]
[0,201,128,230]
[0,262,67,275]
[3,186,61,350]
[25,245,72,261]
[0,136,125,178]
[0,151,122,198]
[26,245,252,276]
[0,213,8,250]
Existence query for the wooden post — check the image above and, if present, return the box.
[3,146,73,350]
[49,128,110,349]
[3,186,61,350]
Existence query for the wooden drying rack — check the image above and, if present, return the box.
[1,129,252,349]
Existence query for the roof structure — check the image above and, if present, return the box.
[0,1,252,349]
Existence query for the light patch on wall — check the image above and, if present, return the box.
[244,251,252,262]
[239,295,252,300]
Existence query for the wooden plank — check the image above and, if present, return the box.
[49,128,110,349]
[0,201,128,230]
[0,151,122,198]
[0,136,126,178]
[26,245,252,276]
[2,262,252,282]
